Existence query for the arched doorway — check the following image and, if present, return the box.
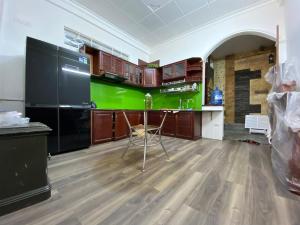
[204,33,276,143]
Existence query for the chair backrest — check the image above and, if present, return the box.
[159,111,168,129]
[123,111,132,129]
[123,111,168,130]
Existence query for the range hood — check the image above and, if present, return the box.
[92,72,127,83]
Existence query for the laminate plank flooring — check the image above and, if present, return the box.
[1,137,300,225]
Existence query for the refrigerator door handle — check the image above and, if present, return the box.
[64,64,79,70]
[59,105,72,108]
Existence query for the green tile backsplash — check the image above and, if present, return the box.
[91,79,202,110]
[150,84,202,110]
[91,79,145,109]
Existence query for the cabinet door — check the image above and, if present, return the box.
[176,112,194,139]
[124,111,142,129]
[162,65,173,80]
[92,111,113,144]
[123,61,130,80]
[148,111,161,126]
[174,61,186,78]
[133,67,142,85]
[114,112,128,140]
[162,113,176,136]
[143,68,156,87]
[130,64,137,83]
[112,56,123,75]
[99,51,112,73]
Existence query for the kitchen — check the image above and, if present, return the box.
[1,0,300,224]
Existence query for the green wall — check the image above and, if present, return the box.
[150,84,202,110]
[91,79,202,110]
[91,79,145,109]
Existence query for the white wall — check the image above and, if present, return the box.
[0,0,150,114]
[284,0,300,86]
[150,1,286,65]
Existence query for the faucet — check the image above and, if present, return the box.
[179,98,182,109]
[187,99,193,109]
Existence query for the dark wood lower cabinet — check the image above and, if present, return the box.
[124,111,142,126]
[176,111,193,139]
[148,111,161,126]
[92,110,201,145]
[92,110,142,144]
[176,112,202,139]
[114,112,127,140]
[162,113,176,137]
[92,111,113,144]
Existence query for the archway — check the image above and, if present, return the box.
[204,32,276,143]
[203,30,276,59]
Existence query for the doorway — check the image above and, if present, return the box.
[205,34,275,143]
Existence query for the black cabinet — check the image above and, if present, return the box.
[0,123,51,216]
[59,108,91,152]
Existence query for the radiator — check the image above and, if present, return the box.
[245,115,270,134]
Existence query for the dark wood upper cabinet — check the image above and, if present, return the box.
[99,51,113,73]
[162,61,186,81]
[123,61,130,80]
[162,65,173,81]
[162,58,202,82]
[174,61,186,78]
[92,110,113,144]
[143,68,161,87]
[97,50,124,76]
[112,56,123,75]
[136,67,143,85]
[123,62,142,86]
[186,58,203,82]
[81,45,202,86]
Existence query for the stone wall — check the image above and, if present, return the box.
[213,59,226,100]
[213,48,275,123]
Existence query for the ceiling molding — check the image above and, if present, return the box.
[45,0,151,56]
[152,0,278,51]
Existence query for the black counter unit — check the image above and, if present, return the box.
[0,123,51,216]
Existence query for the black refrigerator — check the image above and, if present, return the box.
[25,37,91,155]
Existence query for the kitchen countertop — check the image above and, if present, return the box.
[201,105,224,111]
[0,122,52,136]
[91,108,203,112]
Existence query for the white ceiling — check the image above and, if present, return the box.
[71,0,272,47]
[211,35,275,58]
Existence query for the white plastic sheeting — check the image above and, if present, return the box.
[0,111,29,128]
[266,64,300,194]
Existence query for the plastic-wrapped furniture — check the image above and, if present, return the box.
[268,92,300,194]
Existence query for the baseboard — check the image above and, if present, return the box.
[0,185,51,216]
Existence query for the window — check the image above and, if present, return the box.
[64,27,129,61]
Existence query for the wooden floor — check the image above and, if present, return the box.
[1,137,300,225]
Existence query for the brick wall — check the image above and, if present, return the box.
[213,48,275,123]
